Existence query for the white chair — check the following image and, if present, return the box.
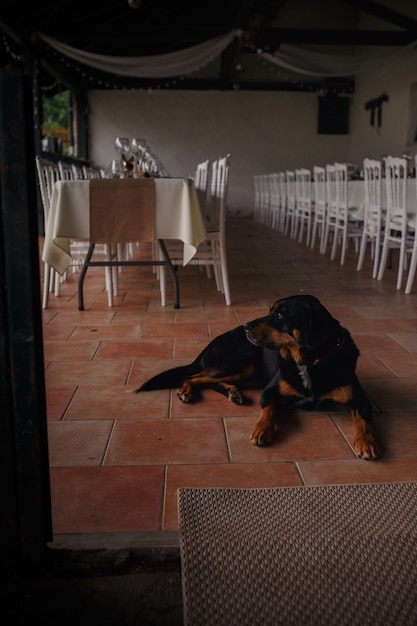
[294,168,313,245]
[253,174,262,222]
[259,173,271,226]
[377,156,410,289]
[161,154,232,305]
[71,163,84,179]
[58,160,75,180]
[310,165,326,253]
[194,159,211,226]
[268,173,281,230]
[278,171,287,232]
[329,162,362,265]
[404,156,417,294]
[356,159,383,278]
[321,164,337,255]
[284,170,296,238]
[82,165,102,179]
[58,160,118,305]
[36,156,62,308]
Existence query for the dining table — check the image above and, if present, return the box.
[42,177,207,309]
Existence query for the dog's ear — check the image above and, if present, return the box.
[303,307,340,351]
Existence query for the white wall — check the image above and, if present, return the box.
[349,47,417,165]
[88,90,349,216]
[88,46,417,216]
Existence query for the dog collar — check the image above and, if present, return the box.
[312,328,346,366]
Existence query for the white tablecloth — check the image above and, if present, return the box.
[42,178,207,275]
[347,179,417,220]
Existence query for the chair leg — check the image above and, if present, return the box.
[42,263,51,309]
[356,233,367,272]
[104,244,114,307]
[219,244,231,305]
[157,244,167,306]
[159,265,167,306]
[372,238,381,279]
[377,239,390,281]
[330,227,338,260]
[405,243,417,294]
[396,242,407,290]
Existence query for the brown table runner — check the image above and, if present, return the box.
[90,178,155,243]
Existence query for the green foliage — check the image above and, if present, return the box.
[42,91,69,134]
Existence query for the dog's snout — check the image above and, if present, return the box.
[244,322,252,332]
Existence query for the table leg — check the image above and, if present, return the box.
[158,239,180,309]
[77,240,179,310]
[78,243,95,311]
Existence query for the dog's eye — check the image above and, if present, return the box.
[276,311,283,320]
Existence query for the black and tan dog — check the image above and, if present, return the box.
[136,294,380,460]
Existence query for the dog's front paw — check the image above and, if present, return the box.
[354,436,380,460]
[250,420,275,446]
[177,382,193,403]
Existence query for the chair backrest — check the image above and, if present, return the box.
[325,163,337,220]
[313,166,326,217]
[278,171,286,207]
[260,173,271,218]
[71,163,84,179]
[35,155,60,222]
[268,172,281,228]
[285,170,296,209]
[58,160,75,180]
[384,156,407,228]
[82,165,101,179]
[363,158,382,227]
[194,159,210,223]
[295,168,311,209]
[208,154,231,234]
[334,162,348,220]
[194,159,210,192]
[269,173,280,209]
[253,174,262,220]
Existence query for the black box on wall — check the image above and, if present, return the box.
[318,95,349,134]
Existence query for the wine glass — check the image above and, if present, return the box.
[115,137,130,153]
[115,137,135,177]
[131,138,150,176]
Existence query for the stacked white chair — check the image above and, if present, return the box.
[310,166,327,253]
[356,159,383,278]
[377,156,410,289]
[294,168,313,245]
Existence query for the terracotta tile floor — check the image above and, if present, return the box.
[41,219,417,541]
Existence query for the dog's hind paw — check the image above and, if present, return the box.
[177,389,192,403]
[354,437,381,460]
[227,388,243,404]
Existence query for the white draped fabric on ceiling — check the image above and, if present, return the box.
[259,42,417,78]
[38,29,417,80]
[37,31,238,78]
